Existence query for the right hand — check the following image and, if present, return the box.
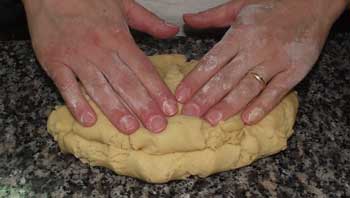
[23,0,179,134]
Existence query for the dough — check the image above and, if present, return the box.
[47,54,298,183]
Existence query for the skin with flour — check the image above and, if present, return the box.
[22,0,180,134]
[177,0,348,126]
[23,0,348,134]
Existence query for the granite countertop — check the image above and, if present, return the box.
[0,32,349,197]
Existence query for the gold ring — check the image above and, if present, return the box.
[249,72,266,86]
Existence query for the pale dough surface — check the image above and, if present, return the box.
[47,54,299,183]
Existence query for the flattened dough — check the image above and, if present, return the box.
[47,54,298,183]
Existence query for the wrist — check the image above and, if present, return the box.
[288,0,346,26]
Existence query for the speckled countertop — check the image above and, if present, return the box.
[0,32,349,197]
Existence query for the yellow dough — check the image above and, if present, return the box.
[47,54,298,183]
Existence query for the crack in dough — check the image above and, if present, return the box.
[47,54,298,183]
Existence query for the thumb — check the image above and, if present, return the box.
[183,0,245,29]
[123,0,179,39]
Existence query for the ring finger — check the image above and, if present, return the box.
[181,55,250,117]
[204,61,285,125]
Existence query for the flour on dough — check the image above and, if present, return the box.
[47,54,298,183]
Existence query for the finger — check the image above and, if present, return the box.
[183,0,245,29]
[91,51,168,133]
[113,34,178,117]
[181,57,248,117]
[176,34,240,103]
[71,59,141,134]
[123,0,179,39]
[204,61,284,125]
[47,62,96,127]
[203,75,264,125]
[241,70,300,125]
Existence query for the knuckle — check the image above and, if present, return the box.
[278,71,304,89]
[109,26,129,42]
[243,77,261,93]
[266,85,288,101]
[109,107,128,119]
[222,29,236,42]
[198,54,220,73]
[87,29,103,47]
[138,103,159,119]
[38,49,75,78]
[35,42,62,58]
[58,80,75,92]
[46,65,64,80]
[193,95,208,107]
[85,77,107,89]
[270,84,286,92]
[54,77,76,93]
[46,66,74,90]
[220,100,239,116]
[86,26,127,48]
[223,94,238,107]
[41,42,77,61]
[67,98,82,112]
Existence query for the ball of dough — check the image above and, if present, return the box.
[47,54,298,183]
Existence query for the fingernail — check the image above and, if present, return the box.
[246,107,265,124]
[162,100,178,116]
[120,115,139,134]
[176,85,191,103]
[147,115,167,133]
[182,103,201,117]
[81,111,95,126]
[205,110,223,125]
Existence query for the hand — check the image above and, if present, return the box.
[176,0,346,125]
[23,0,179,134]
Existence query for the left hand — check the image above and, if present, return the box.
[176,0,346,125]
